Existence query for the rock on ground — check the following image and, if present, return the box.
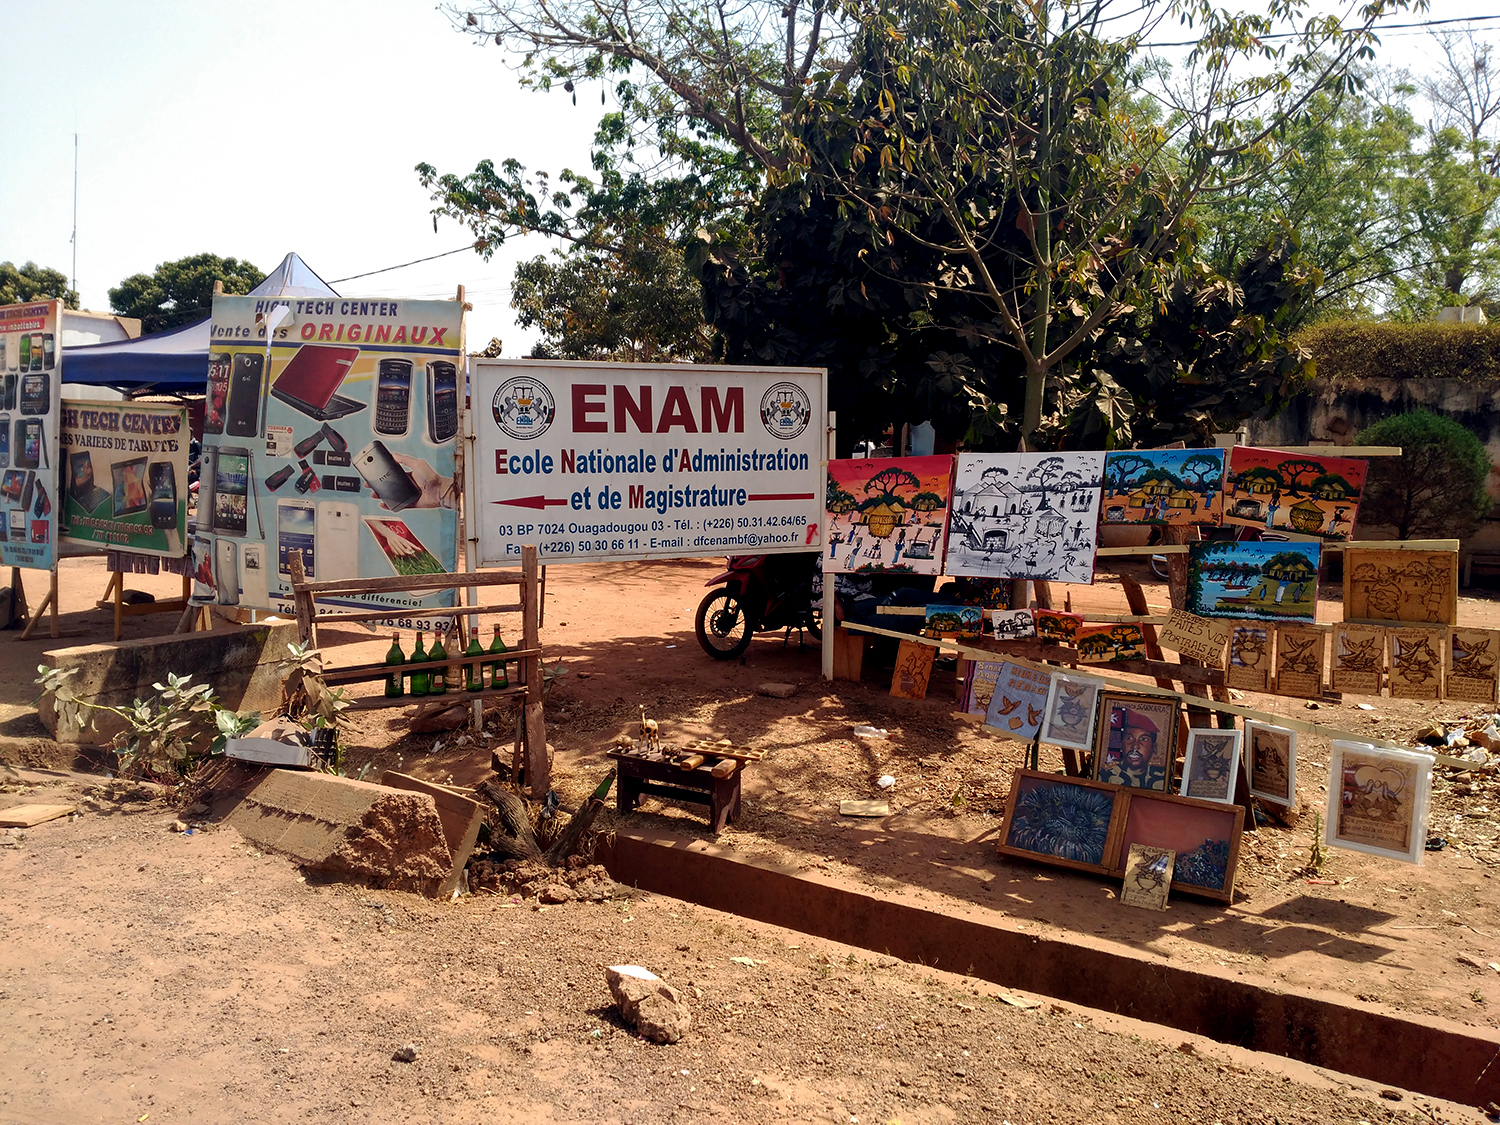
[605,964,691,1044]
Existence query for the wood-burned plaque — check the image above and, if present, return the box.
[1331,622,1385,696]
[1389,627,1444,700]
[1447,628,1500,705]
[1227,624,1272,692]
[1343,549,1458,626]
[1273,625,1325,699]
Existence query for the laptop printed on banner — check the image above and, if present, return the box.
[269,346,366,421]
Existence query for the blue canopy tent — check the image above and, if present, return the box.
[62,253,339,394]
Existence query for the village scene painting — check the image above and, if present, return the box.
[1185,540,1321,624]
[826,456,954,575]
[1223,447,1368,540]
[1101,448,1226,525]
[945,452,1104,584]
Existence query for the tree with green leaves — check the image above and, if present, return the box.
[785,0,1409,448]
[1356,410,1493,539]
[109,253,264,334]
[0,261,77,309]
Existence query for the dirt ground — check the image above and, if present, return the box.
[4,554,1500,1123]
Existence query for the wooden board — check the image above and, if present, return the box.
[1343,549,1459,626]
[1389,627,1444,700]
[1157,610,1229,667]
[1447,627,1500,705]
[890,640,935,700]
[1226,624,1273,692]
[0,803,75,827]
[1331,623,1385,696]
[1273,625,1326,699]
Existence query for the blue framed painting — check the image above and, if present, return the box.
[999,770,1125,874]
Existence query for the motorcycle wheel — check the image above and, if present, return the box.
[695,589,758,660]
[805,603,822,643]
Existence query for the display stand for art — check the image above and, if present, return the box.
[287,544,550,796]
[95,571,193,641]
[17,564,60,641]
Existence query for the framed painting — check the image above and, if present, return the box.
[826,456,954,575]
[1091,692,1180,792]
[1343,549,1458,626]
[1331,622,1386,696]
[1112,790,1245,902]
[1389,627,1444,700]
[1272,625,1326,699]
[1244,720,1297,805]
[1158,609,1230,667]
[991,608,1037,641]
[1447,627,1500,705]
[1223,446,1367,540]
[1226,624,1272,692]
[945,452,1104,585]
[1102,448,1226,526]
[1119,844,1176,911]
[1180,728,1243,805]
[1325,742,1434,865]
[984,661,1052,743]
[1076,623,1146,664]
[998,769,1126,875]
[1185,540,1321,624]
[1034,608,1083,647]
[1041,671,1104,752]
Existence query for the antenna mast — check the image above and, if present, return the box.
[70,134,78,295]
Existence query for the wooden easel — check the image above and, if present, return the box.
[17,565,58,640]
[288,544,550,796]
[96,571,193,641]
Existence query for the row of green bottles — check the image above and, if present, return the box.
[384,626,510,697]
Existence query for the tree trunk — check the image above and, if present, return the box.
[475,778,543,863]
[543,773,616,867]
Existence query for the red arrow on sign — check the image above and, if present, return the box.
[492,495,569,510]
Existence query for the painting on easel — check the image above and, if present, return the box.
[825,456,954,575]
[1185,540,1321,624]
[1101,448,1226,526]
[1223,447,1367,540]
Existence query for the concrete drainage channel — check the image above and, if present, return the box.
[597,829,1500,1108]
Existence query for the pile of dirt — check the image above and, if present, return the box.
[468,854,619,902]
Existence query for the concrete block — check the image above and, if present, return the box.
[39,620,299,744]
[224,768,453,896]
[380,771,485,898]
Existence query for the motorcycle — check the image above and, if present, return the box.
[694,551,822,660]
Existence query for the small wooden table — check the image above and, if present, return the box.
[608,749,742,833]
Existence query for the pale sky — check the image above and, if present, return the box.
[1,1,1495,357]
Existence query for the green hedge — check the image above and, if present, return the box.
[1294,321,1500,383]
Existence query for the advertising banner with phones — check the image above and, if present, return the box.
[193,295,462,629]
[0,299,62,570]
[59,400,189,556]
[470,359,826,566]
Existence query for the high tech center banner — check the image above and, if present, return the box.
[470,360,826,566]
[192,295,462,630]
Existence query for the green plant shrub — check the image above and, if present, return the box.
[1297,322,1500,383]
[1355,410,1493,539]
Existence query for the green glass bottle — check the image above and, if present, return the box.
[384,633,406,698]
[488,625,509,689]
[410,632,430,697]
[428,632,448,695]
[465,631,485,691]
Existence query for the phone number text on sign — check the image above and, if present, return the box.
[471,361,826,566]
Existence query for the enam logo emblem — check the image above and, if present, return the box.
[759,382,811,440]
[492,376,556,440]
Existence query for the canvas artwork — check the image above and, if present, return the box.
[1076,623,1147,664]
[890,640,937,700]
[1245,720,1297,805]
[1034,608,1084,647]
[1447,628,1500,705]
[1331,623,1386,695]
[1389,627,1444,700]
[984,661,1053,743]
[1157,609,1231,666]
[1102,448,1226,526]
[1223,446,1368,540]
[925,605,982,641]
[1343,549,1459,626]
[826,456,954,575]
[1226,624,1273,691]
[1092,693,1180,791]
[964,660,1006,718]
[953,576,1010,610]
[1185,540,1321,624]
[945,452,1104,584]
[1119,844,1176,911]
[1325,741,1433,865]
[1180,729,1243,804]
[991,609,1037,641]
[1114,792,1244,901]
[1273,625,1326,699]
[1041,672,1104,752]
[999,771,1124,873]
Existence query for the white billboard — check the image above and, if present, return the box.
[470,360,826,566]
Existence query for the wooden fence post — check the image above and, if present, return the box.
[521,545,548,796]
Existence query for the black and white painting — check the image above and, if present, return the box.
[944,453,1104,584]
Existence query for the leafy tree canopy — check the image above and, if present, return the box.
[0,261,77,309]
[1356,409,1494,539]
[108,253,264,334]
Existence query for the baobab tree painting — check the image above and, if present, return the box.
[945,453,1104,584]
[1101,448,1227,525]
[1223,447,1368,540]
[825,456,955,575]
